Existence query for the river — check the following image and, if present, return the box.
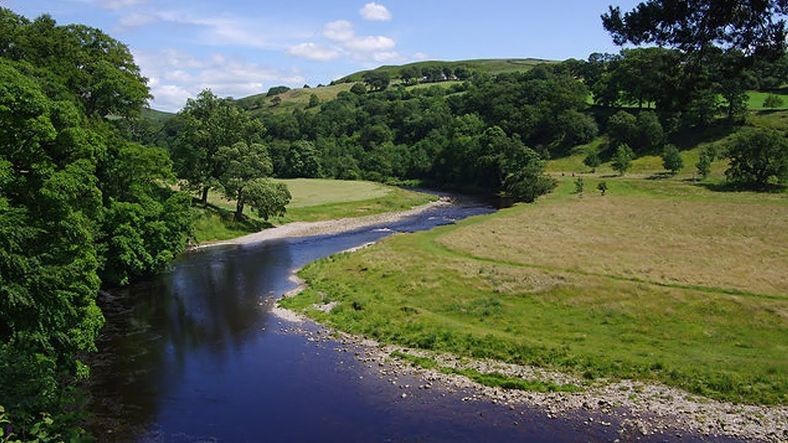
[87,197,634,442]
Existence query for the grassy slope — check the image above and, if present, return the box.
[192,179,436,243]
[236,83,355,115]
[281,113,788,405]
[336,58,552,83]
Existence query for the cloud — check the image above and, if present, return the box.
[135,49,305,112]
[323,20,355,42]
[360,2,392,22]
[98,0,148,10]
[343,35,395,52]
[287,43,341,61]
[289,20,397,62]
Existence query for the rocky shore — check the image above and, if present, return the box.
[273,278,787,443]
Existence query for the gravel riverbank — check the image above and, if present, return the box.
[274,273,787,443]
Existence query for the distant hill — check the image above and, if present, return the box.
[148,58,557,117]
[141,107,175,123]
[335,58,554,83]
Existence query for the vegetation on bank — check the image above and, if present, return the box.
[390,351,582,393]
[191,180,436,243]
[281,173,788,405]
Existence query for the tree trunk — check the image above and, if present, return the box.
[234,189,245,221]
[201,187,209,206]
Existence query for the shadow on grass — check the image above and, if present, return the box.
[197,199,273,231]
[645,172,675,180]
[670,122,738,150]
[695,181,787,194]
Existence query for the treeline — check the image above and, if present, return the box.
[0,9,193,438]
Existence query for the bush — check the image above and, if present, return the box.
[696,147,716,180]
[725,128,788,188]
[661,144,683,175]
[611,144,635,176]
[763,94,784,108]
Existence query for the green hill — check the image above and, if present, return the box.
[335,58,553,83]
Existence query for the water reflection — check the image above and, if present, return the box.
[87,198,628,442]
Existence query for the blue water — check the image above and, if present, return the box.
[87,198,709,442]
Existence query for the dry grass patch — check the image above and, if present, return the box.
[440,191,788,297]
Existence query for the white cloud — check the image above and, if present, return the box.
[98,0,148,10]
[344,35,395,52]
[134,49,305,112]
[360,2,392,22]
[289,19,397,62]
[288,43,341,61]
[323,20,355,42]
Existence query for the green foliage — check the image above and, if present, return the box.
[266,85,290,97]
[349,83,367,95]
[0,9,193,436]
[724,128,788,188]
[611,144,635,175]
[764,94,785,108]
[661,144,684,175]
[171,89,264,204]
[602,0,787,57]
[215,142,273,220]
[363,71,391,91]
[307,93,320,108]
[244,179,292,220]
[574,177,585,194]
[583,150,602,172]
[597,181,608,195]
[696,147,715,180]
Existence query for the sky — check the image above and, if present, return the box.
[4,0,640,112]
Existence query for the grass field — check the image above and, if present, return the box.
[192,179,435,243]
[282,169,788,406]
[236,83,355,115]
[748,90,788,110]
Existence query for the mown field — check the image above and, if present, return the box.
[192,179,435,243]
[281,119,788,405]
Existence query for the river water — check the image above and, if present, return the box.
[87,198,662,442]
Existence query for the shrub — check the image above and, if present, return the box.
[661,144,683,175]
[725,128,788,188]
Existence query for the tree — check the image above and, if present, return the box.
[764,94,785,108]
[308,93,320,108]
[400,66,422,85]
[661,144,684,175]
[607,111,638,148]
[503,147,557,203]
[611,143,635,175]
[574,177,585,194]
[350,83,367,95]
[725,128,788,188]
[584,150,602,172]
[266,85,290,96]
[171,90,264,205]
[634,111,664,152]
[244,178,292,220]
[215,142,274,220]
[602,1,788,58]
[556,110,599,148]
[363,71,391,91]
[696,147,715,179]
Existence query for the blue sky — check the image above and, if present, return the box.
[5,0,639,111]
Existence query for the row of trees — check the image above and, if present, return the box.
[0,8,195,438]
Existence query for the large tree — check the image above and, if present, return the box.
[602,0,788,58]
[172,90,264,205]
[215,142,274,220]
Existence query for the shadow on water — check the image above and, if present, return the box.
[86,195,720,442]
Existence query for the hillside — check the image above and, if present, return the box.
[335,58,553,83]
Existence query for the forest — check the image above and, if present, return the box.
[1,0,787,439]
